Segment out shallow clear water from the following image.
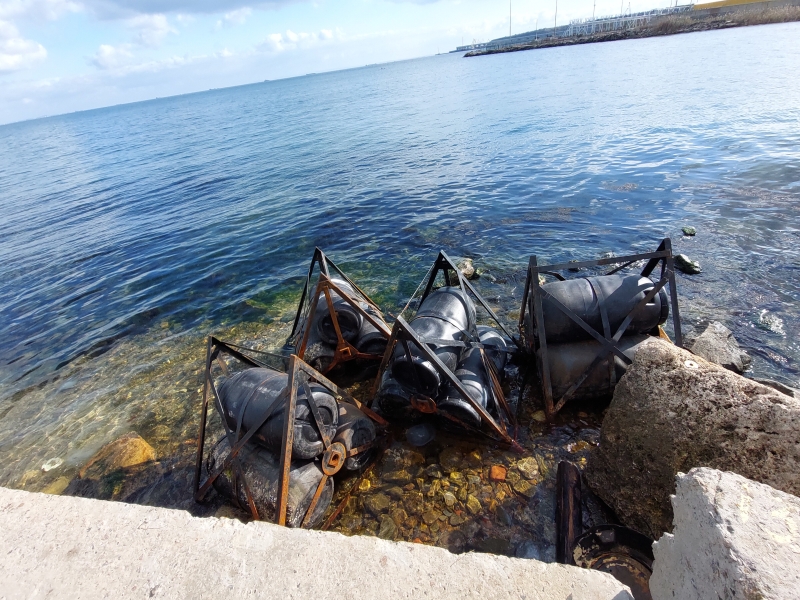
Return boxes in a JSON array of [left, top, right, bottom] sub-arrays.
[[0, 23, 798, 547]]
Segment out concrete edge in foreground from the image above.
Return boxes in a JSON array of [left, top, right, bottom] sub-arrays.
[[0, 487, 632, 599]]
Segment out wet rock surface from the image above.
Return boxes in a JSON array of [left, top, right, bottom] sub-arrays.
[[586, 338, 800, 539], [674, 254, 701, 275], [324, 394, 612, 560], [688, 320, 751, 373], [650, 468, 800, 600]]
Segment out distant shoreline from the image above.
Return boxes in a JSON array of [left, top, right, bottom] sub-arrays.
[[464, 5, 800, 57]]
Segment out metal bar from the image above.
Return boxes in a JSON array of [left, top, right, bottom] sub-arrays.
[[369, 326, 398, 402], [538, 289, 632, 364], [195, 382, 288, 501], [300, 474, 329, 529], [553, 352, 608, 414], [605, 259, 637, 276], [540, 250, 668, 273], [209, 337, 263, 369], [276, 356, 299, 526], [193, 336, 215, 495], [610, 275, 669, 342], [321, 447, 384, 531], [439, 250, 520, 347], [302, 380, 332, 449], [290, 247, 323, 338], [664, 238, 683, 347], [640, 239, 667, 278], [296, 281, 321, 359], [556, 461, 582, 565], [323, 276, 391, 336], [530, 256, 555, 419], [519, 257, 532, 336], [396, 317, 517, 448]]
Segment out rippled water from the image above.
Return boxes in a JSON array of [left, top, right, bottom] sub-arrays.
[[0, 24, 798, 544]]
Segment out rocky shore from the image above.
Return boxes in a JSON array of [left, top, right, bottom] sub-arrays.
[[464, 6, 800, 58]]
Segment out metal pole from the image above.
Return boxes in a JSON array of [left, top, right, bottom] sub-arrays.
[[554, 0, 558, 35], [510, 0, 512, 36]]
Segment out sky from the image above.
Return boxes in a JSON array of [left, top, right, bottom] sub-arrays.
[[0, 0, 677, 125]]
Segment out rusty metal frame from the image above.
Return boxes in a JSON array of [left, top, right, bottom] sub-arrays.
[[193, 336, 386, 527], [518, 238, 682, 419], [289, 247, 391, 374], [372, 317, 522, 452], [411, 250, 522, 350]]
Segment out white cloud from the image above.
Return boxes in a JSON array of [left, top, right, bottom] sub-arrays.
[[89, 12, 176, 71], [259, 27, 337, 53], [0, 0, 81, 21], [0, 19, 47, 71], [90, 42, 133, 69], [128, 13, 176, 47], [223, 7, 251, 25]]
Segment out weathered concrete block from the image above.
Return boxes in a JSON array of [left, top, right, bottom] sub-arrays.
[[688, 321, 750, 373], [585, 338, 800, 539], [0, 486, 633, 599], [650, 468, 800, 600]]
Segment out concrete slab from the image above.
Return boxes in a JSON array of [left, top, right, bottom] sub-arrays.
[[651, 468, 800, 600], [0, 487, 632, 599]]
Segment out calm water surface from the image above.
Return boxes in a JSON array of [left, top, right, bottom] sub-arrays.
[[0, 23, 798, 544]]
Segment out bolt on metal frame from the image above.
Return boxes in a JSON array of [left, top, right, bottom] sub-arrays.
[[193, 336, 387, 527], [371, 251, 523, 452], [289, 247, 392, 374], [518, 238, 683, 419]]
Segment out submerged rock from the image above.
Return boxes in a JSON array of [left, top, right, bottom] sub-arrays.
[[515, 457, 539, 479], [466, 495, 482, 514], [457, 258, 478, 280], [688, 321, 750, 373], [586, 338, 800, 539], [489, 465, 507, 482], [439, 447, 462, 472], [674, 254, 701, 274], [79, 433, 156, 479], [681, 226, 696, 236], [364, 493, 391, 516], [650, 468, 800, 600], [378, 515, 397, 540]]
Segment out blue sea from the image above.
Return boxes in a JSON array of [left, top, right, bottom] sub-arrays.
[[0, 22, 798, 493]]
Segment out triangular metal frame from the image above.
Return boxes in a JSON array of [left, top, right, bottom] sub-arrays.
[[372, 251, 522, 450], [518, 238, 683, 419], [192, 336, 387, 527], [289, 248, 391, 374]]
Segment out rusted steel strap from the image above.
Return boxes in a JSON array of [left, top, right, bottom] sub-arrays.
[[537, 289, 632, 365], [302, 380, 332, 449], [300, 474, 329, 529]]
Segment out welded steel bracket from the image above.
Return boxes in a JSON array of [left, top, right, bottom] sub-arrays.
[[289, 247, 391, 374], [192, 336, 386, 527], [518, 238, 682, 419]]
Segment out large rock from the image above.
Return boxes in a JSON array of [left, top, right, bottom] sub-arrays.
[[585, 338, 800, 539], [0, 486, 634, 599], [688, 321, 750, 373], [650, 468, 800, 600], [65, 433, 161, 501], [78, 432, 156, 479]]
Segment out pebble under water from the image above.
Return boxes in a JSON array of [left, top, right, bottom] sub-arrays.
[[0, 23, 799, 559]]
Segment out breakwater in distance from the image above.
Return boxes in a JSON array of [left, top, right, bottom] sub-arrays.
[[0, 22, 798, 555], [465, 1, 800, 57]]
